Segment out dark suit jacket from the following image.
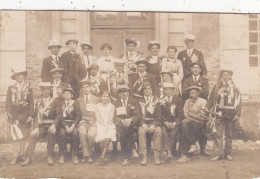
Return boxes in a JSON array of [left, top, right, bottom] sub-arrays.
[[61, 51, 80, 89], [159, 95, 184, 125], [113, 97, 141, 128], [129, 72, 158, 98], [145, 56, 163, 84], [41, 56, 68, 82], [177, 49, 207, 78], [182, 75, 209, 101]]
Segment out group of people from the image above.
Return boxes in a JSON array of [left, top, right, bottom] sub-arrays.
[[5, 34, 241, 167]]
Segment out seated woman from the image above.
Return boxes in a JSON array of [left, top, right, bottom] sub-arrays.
[[95, 91, 116, 163], [161, 46, 183, 92]]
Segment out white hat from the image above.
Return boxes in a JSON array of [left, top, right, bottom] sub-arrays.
[[48, 40, 62, 49], [162, 82, 175, 88], [184, 34, 196, 41], [39, 82, 53, 89], [11, 67, 27, 80]]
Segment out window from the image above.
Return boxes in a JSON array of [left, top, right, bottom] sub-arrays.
[[249, 14, 260, 67]]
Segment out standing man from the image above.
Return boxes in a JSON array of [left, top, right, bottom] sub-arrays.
[[41, 40, 68, 82], [113, 85, 141, 166], [75, 80, 100, 164], [129, 59, 158, 100], [206, 69, 241, 161], [177, 86, 208, 163], [21, 82, 61, 166], [74, 42, 97, 95], [61, 39, 80, 93], [138, 82, 162, 166], [177, 34, 207, 79], [145, 41, 163, 84], [182, 62, 209, 101], [159, 82, 184, 161]]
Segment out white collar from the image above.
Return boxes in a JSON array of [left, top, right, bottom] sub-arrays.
[[138, 71, 146, 77], [193, 74, 200, 80], [187, 48, 193, 51], [145, 95, 152, 102], [43, 96, 50, 102], [52, 54, 58, 59], [15, 80, 24, 87], [70, 51, 76, 55], [121, 97, 128, 104], [54, 79, 61, 85]]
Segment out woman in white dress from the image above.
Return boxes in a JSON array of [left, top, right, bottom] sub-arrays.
[[161, 46, 183, 92], [95, 91, 116, 163]]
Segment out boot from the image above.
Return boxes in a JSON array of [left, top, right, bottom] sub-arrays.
[[47, 156, 54, 166], [177, 155, 191, 163], [132, 148, 139, 158], [122, 158, 130, 166], [21, 157, 31, 167], [58, 155, 64, 164], [225, 154, 232, 161], [73, 155, 79, 165], [167, 150, 174, 159], [154, 151, 161, 165], [140, 154, 147, 166], [87, 157, 93, 164]]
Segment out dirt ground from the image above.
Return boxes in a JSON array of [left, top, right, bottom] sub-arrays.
[[0, 141, 260, 179]]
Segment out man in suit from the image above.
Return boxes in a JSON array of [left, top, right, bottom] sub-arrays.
[[182, 62, 209, 101], [57, 87, 80, 165], [74, 42, 97, 94], [129, 59, 158, 100], [138, 82, 162, 166], [113, 85, 141, 166], [41, 40, 68, 83], [75, 80, 100, 164], [177, 86, 208, 163], [50, 67, 70, 100], [159, 82, 184, 161], [61, 39, 80, 93], [145, 41, 163, 84], [177, 34, 207, 79], [21, 82, 61, 166]]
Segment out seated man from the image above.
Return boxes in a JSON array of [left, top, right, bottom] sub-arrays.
[[113, 85, 141, 166], [177, 86, 208, 163], [138, 82, 162, 166], [75, 80, 100, 164], [21, 82, 61, 166], [182, 62, 209, 101], [58, 87, 80, 165], [160, 82, 184, 161]]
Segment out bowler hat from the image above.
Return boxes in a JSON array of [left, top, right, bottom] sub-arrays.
[[185, 85, 202, 92], [11, 67, 28, 80], [80, 42, 93, 49], [39, 82, 53, 89], [65, 39, 78, 45], [48, 40, 62, 49], [135, 59, 148, 66], [117, 84, 130, 93], [50, 67, 64, 74], [184, 34, 196, 41], [62, 87, 74, 94]]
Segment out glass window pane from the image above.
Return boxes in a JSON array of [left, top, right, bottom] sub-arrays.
[[126, 12, 149, 20], [249, 20, 257, 30], [250, 45, 258, 55], [249, 57, 258, 67], [95, 12, 118, 21], [249, 33, 258, 43], [249, 14, 257, 18]]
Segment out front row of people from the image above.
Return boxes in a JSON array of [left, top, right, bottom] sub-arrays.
[[6, 67, 241, 167]]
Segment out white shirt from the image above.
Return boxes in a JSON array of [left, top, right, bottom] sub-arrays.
[[15, 80, 25, 91], [187, 48, 194, 56], [121, 97, 128, 107], [193, 74, 200, 82], [166, 96, 173, 103], [43, 96, 51, 106], [83, 55, 90, 67], [52, 54, 59, 62], [149, 55, 158, 64], [144, 95, 153, 103], [84, 94, 91, 103], [53, 79, 61, 87]]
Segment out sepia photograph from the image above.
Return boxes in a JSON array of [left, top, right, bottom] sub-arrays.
[[0, 8, 260, 179]]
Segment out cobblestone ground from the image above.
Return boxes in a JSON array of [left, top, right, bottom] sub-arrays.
[[0, 140, 260, 179]]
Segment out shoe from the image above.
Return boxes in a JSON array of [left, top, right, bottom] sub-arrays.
[[225, 154, 232, 161], [58, 155, 64, 164], [161, 151, 168, 161], [47, 156, 54, 166], [16, 155, 25, 163], [167, 150, 174, 159], [177, 155, 191, 163], [210, 155, 221, 162], [200, 150, 210, 156], [87, 157, 93, 164], [154, 151, 161, 165], [140, 154, 147, 166], [188, 144, 199, 154], [73, 155, 79, 165], [81, 157, 87, 163], [132, 149, 139, 158], [10, 157, 18, 165], [21, 157, 31, 167], [122, 159, 130, 166]]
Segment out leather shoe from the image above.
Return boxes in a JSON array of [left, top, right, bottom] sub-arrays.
[[177, 155, 191, 163], [210, 155, 221, 162], [58, 155, 64, 164], [47, 156, 54, 166], [81, 157, 87, 163], [200, 150, 210, 156], [87, 157, 93, 164], [21, 157, 31, 167], [154, 152, 161, 165], [225, 154, 232, 161], [73, 155, 79, 165], [10, 157, 18, 165], [132, 149, 139, 158], [122, 159, 130, 166], [140, 155, 147, 166], [161, 151, 168, 161]]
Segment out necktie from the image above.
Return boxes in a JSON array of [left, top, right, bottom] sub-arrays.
[[194, 76, 197, 82], [56, 56, 59, 63]]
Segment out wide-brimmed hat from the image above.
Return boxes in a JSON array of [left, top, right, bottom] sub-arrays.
[[48, 40, 62, 49], [114, 58, 126, 66], [184, 34, 196, 41], [87, 63, 99, 71], [80, 79, 92, 87], [135, 59, 148, 66], [191, 62, 203, 68], [50, 67, 64, 74], [148, 40, 160, 50], [125, 38, 137, 46], [162, 82, 176, 88], [80, 42, 93, 49], [141, 82, 152, 91], [65, 39, 78, 45], [185, 85, 202, 92], [11, 67, 27, 80], [117, 84, 130, 93], [220, 69, 233, 76], [39, 82, 53, 89], [160, 70, 173, 76], [62, 87, 74, 94]]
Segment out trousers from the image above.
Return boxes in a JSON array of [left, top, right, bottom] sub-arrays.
[[161, 124, 180, 151], [119, 125, 135, 159]]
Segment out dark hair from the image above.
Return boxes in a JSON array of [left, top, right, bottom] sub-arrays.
[[148, 43, 160, 50], [101, 91, 111, 98], [100, 43, 112, 51], [167, 46, 177, 53]]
